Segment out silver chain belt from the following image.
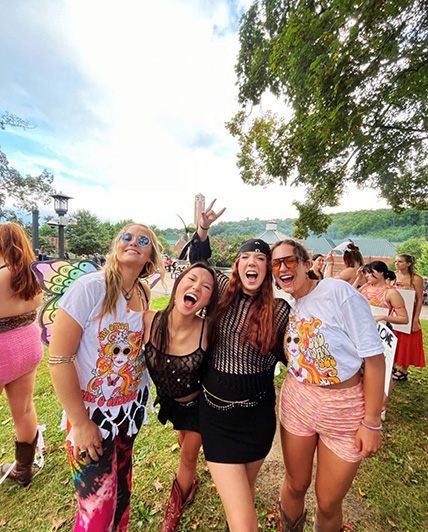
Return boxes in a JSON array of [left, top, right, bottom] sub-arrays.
[[202, 385, 262, 411]]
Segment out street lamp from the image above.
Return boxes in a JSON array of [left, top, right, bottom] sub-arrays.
[[51, 192, 73, 259]]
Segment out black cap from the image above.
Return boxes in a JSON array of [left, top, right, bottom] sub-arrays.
[[237, 238, 271, 258]]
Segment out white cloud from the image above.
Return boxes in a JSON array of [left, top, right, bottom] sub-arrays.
[[0, 0, 388, 231]]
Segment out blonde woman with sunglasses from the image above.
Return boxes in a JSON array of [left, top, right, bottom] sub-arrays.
[[271, 239, 384, 532], [49, 224, 165, 532]]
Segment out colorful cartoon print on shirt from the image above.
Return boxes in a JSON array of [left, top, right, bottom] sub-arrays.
[[285, 315, 339, 385], [85, 322, 145, 415]]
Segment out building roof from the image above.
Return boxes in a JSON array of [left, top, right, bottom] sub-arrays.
[[255, 223, 397, 259], [301, 237, 397, 258], [255, 221, 291, 245]]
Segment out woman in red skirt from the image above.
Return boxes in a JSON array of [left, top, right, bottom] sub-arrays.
[[393, 254, 425, 381]]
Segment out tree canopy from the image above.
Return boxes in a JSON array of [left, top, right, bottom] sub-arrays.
[[228, 0, 428, 237], [0, 112, 54, 220]]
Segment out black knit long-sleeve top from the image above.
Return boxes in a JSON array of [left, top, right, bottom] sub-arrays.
[[189, 233, 290, 400], [208, 272, 289, 400]]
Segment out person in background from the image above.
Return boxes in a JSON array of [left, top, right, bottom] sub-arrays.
[[325, 241, 364, 285], [0, 223, 44, 486], [392, 254, 425, 381], [357, 260, 408, 421], [308, 254, 325, 281], [357, 261, 408, 328], [272, 239, 384, 532], [385, 270, 396, 285], [189, 200, 290, 532], [143, 262, 219, 532], [49, 223, 165, 532]]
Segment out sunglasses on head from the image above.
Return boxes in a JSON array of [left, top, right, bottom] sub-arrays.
[[271, 255, 299, 272], [119, 232, 151, 248]]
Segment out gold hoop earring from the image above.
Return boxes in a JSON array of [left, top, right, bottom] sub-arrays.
[[144, 260, 155, 276]]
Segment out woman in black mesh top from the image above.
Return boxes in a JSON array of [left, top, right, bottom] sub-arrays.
[[142, 262, 219, 532], [190, 200, 290, 532]]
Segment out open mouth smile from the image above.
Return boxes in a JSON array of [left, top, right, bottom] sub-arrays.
[[245, 271, 259, 283], [183, 293, 198, 308]]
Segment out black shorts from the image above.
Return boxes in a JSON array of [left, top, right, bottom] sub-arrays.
[[155, 395, 200, 433]]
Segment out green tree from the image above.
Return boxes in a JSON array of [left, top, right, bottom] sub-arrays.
[[149, 225, 172, 256], [396, 238, 425, 260], [228, 0, 428, 237], [65, 210, 105, 256], [417, 243, 428, 275], [0, 112, 54, 218]]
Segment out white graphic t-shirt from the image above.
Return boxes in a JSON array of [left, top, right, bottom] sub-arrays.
[[59, 271, 150, 442], [285, 278, 383, 385]]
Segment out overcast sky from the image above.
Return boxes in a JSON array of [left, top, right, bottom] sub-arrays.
[[0, 0, 388, 229]]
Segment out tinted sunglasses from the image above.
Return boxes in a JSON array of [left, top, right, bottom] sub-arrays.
[[119, 232, 151, 248], [271, 255, 299, 272]]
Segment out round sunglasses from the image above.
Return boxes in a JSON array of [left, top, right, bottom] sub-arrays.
[[271, 255, 299, 272], [119, 232, 151, 248]]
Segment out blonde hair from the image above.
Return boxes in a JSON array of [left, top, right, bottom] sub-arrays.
[[100, 223, 165, 317]]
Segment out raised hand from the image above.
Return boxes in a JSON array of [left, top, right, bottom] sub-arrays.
[[199, 199, 226, 231]]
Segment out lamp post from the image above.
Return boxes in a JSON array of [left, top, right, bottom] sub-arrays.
[[51, 192, 73, 259]]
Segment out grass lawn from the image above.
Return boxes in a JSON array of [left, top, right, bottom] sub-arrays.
[[0, 304, 427, 531]]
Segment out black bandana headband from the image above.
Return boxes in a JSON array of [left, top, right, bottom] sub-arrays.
[[237, 238, 271, 258]]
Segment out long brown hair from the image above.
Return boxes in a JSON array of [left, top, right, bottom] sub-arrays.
[[0, 223, 42, 300], [152, 262, 219, 361], [101, 223, 166, 317], [211, 256, 275, 355], [397, 254, 416, 286]]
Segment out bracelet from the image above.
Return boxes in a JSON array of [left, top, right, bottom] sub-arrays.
[[325, 261, 334, 264], [199, 225, 209, 231], [361, 420, 382, 431], [48, 354, 76, 365]]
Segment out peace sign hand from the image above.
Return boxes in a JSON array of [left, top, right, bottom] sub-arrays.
[[199, 199, 226, 231]]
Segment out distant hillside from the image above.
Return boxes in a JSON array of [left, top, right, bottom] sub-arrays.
[[162, 208, 428, 242]]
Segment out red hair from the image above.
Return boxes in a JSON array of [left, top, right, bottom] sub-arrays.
[[212, 258, 275, 354], [0, 223, 41, 300]]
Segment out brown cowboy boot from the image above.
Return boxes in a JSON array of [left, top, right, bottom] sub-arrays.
[[313, 510, 353, 532], [278, 501, 307, 532], [160, 475, 197, 532], [0, 432, 38, 487]]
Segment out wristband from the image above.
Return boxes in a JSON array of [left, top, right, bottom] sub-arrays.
[[361, 420, 382, 431], [199, 225, 209, 231]]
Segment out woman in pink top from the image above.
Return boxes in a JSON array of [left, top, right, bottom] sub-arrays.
[[0, 223, 44, 486], [358, 261, 408, 327]]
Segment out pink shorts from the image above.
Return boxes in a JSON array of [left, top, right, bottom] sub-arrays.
[[0, 322, 44, 387], [279, 372, 365, 463]]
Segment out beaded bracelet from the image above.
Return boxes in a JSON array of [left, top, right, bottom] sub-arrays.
[[361, 420, 382, 431], [199, 225, 209, 231]]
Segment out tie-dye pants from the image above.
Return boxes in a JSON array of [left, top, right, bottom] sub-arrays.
[[66, 410, 144, 532]]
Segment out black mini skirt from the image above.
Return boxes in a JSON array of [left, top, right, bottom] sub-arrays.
[[199, 375, 276, 464], [155, 395, 200, 433]]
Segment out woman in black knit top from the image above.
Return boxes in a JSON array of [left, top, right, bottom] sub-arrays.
[[191, 200, 290, 532]]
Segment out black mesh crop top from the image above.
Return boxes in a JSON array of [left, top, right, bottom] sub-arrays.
[[143, 313, 207, 399]]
